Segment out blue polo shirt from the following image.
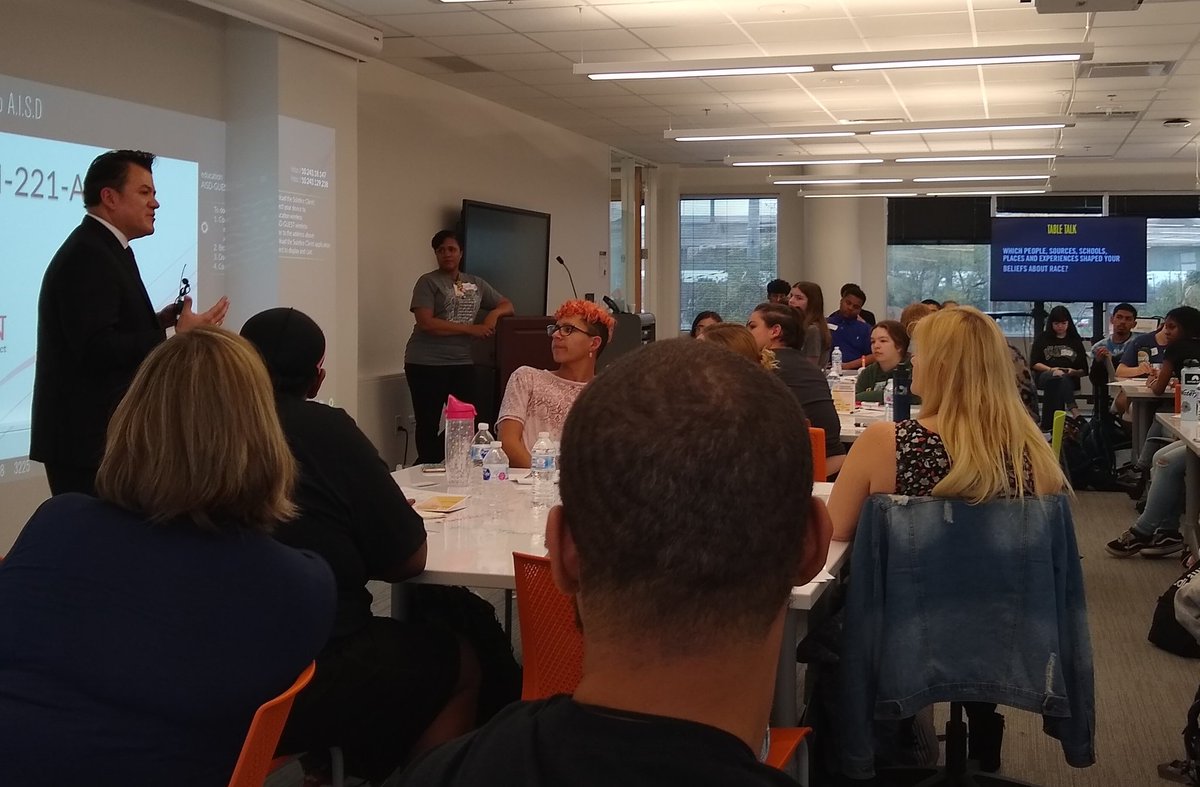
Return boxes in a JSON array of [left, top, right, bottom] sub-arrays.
[[827, 312, 872, 364]]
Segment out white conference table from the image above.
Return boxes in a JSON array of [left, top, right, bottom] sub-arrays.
[[390, 467, 849, 728], [1154, 413, 1200, 549], [1110, 379, 1173, 458]]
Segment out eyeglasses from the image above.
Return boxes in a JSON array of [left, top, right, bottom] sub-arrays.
[[546, 323, 593, 338]]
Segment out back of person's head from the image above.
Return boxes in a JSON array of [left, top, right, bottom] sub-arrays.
[[899, 302, 938, 334], [240, 307, 326, 398], [920, 298, 942, 309], [689, 310, 722, 338], [911, 307, 1065, 502], [556, 299, 617, 355], [83, 149, 155, 207], [96, 327, 297, 531], [698, 323, 776, 369], [872, 320, 910, 356], [1166, 306, 1200, 339], [753, 302, 803, 349], [558, 339, 813, 650], [841, 283, 866, 303]]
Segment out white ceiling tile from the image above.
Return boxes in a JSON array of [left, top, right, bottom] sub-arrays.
[[480, 6, 619, 32], [658, 44, 780, 60], [758, 39, 870, 56], [972, 9, 1087, 33], [379, 56, 449, 76], [980, 62, 1087, 83], [739, 18, 863, 45], [724, 1, 847, 23], [527, 28, 650, 51], [468, 51, 576, 70], [376, 11, 509, 37], [379, 37, 453, 58], [510, 68, 592, 85], [1115, 143, 1195, 158], [1093, 4, 1200, 27], [591, 1, 731, 27], [429, 71, 532, 89], [1149, 99, 1200, 115], [854, 12, 973, 38], [622, 79, 726, 96], [567, 95, 662, 109], [633, 24, 751, 48], [574, 48, 666, 62], [1092, 43, 1192, 63], [976, 30, 1091, 47], [1075, 75, 1171, 92], [883, 67, 982, 87], [1089, 24, 1200, 46], [426, 34, 547, 56], [538, 80, 638, 97]]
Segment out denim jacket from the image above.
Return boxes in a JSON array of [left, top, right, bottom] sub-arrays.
[[838, 494, 1095, 779]]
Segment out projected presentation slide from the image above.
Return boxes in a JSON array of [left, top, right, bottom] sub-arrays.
[[0, 73, 225, 482], [990, 216, 1148, 303]]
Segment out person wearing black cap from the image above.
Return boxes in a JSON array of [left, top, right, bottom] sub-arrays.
[[241, 307, 482, 784]]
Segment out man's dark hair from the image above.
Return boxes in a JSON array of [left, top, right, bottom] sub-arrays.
[[431, 229, 460, 250], [766, 278, 791, 296], [754, 302, 803, 349], [240, 307, 326, 398], [83, 150, 155, 207], [841, 283, 866, 303], [558, 339, 813, 648], [1166, 306, 1200, 339], [1113, 303, 1137, 319]]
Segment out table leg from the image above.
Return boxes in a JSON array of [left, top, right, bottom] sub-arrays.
[[504, 589, 513, 634], [1186, 450, 1200, 552], [1132, 400, 1150, 463], [773, 609, 803, 727]]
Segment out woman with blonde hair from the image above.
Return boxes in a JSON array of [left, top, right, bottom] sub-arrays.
[[826, 306, 1067, 773], [0, 327, 336, 786], [698, 323, 777, 369]]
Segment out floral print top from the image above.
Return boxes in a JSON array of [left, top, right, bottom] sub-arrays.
[[895, 419, 1033, 496]]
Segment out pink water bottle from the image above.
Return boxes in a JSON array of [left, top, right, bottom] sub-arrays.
[[444, 395, 477, 488]]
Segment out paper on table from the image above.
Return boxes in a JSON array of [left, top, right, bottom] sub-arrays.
[[414, 494, 469, 513]]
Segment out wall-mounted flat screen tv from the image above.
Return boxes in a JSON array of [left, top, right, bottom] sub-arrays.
[[989, 216, 1147, 302], [460, 200, 551, 316]]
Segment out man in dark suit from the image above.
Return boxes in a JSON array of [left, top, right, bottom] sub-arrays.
[[31, 149, 229, 495]]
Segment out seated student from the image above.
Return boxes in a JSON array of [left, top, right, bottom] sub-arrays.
[[1106, 440, 1188, 558], [749, 303, 846, 475], [855, 320, 920, 405], [789, 281, 832, 368], [240, 308, 482, 784], [1030, 305, 1089, 430], [899, 301, 938, 334], [497, 300, 615, 468], [699, 323, 778, 370], [0, 327, 336, 787], [827, 306, 1067, 772], [1117, 316, 1170, 379], [827, 284, 872, 370], [842, 282, 877, 326], [1093, 302, 1137, 371], [389, 338, 833, 787], [690, 310, 722, 337], [766, 278, 791, 304]]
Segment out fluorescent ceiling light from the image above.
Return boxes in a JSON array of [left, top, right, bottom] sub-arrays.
[[925, 190, 1048, 196], [672, 131, 855, 142], [731, 158, 884, 167], [913, 175, 1050, 183], [576, 43, 1091, 81], [803, 193, 919, 199], [871, 123, 1067, 135], [773, 178, 904, 185], [895, 154, 1057, 163]]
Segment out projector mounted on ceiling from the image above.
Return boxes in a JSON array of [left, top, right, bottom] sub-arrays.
[[1020, 0, 1142, 12]]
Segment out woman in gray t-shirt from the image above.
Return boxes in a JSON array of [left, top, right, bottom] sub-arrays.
[[405, 229, 513, 464]]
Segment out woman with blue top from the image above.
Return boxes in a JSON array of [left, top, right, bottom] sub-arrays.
[[855, 320, 920, 405], [405, 229, 514, 464]]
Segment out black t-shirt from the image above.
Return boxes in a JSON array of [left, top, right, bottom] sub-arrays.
[[389, 695, 799, 787], [1165, 338, 1200, 376], [1030, 336, 1088, 372], [772, 347, 845, 457], [272, 396, 427, 639]]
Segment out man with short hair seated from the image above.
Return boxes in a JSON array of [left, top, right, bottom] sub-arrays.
[[389, 338, 832, 787]]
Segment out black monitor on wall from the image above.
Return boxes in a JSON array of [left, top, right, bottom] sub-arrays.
[[989, 216, 1148, 302], [460, 200, 551, 316]]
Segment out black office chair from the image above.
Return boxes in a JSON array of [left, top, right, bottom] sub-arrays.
[[837, 494, 1096, 786]]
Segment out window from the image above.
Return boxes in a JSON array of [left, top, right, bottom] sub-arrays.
[[679, 197, 777, 330]]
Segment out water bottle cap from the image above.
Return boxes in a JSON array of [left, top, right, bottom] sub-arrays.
[[477, 422, 489, 430], [490, 440, 502, 447], [445, 395, 476, 419]]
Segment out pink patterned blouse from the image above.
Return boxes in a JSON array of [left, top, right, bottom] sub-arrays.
[[497, 367, 589, 453]]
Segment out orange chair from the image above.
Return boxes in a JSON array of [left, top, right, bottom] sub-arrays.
[[511, 552, 811, 776], [809, 427, 827, 483], [227, 662, 316, 787]]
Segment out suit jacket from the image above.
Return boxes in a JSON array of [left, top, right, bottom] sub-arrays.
[[31, 216, 166, 469]]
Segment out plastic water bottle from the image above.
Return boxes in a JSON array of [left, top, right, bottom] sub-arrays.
[[1181, 360, 1200, 422], [481, 440, 510, 485], [443, 395, 476, 488], [883, 378, 894, 422], [470, 422, 495, 480], [530, 432, 557, 506], [831, 346, 843, 377]]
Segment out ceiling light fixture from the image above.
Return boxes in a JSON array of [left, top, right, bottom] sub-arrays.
[[673, 131, 855, 142], [912, 175, 1051, 182], [871, 123, 1067, 135], [669, 117, 1073, 142], [802, 193, 920, 199], [895, 153, 1057, 163], [730, 158, 884, 166], [773, 177, 904, 185], [924, 190, 1048, 196], [576, 43, 1091, 81]]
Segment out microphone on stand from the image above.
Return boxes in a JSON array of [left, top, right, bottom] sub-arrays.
[[555, 255, 578, 299]]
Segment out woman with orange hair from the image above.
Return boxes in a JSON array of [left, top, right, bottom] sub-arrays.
[[497, 300, 616, 468]]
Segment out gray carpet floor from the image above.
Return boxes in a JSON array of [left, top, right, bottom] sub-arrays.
[[283, 490, 1197, 786]]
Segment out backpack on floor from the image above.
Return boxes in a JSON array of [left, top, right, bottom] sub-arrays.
[[1062, 414, 1123, 491], [1149, 564, 1200, 658]]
